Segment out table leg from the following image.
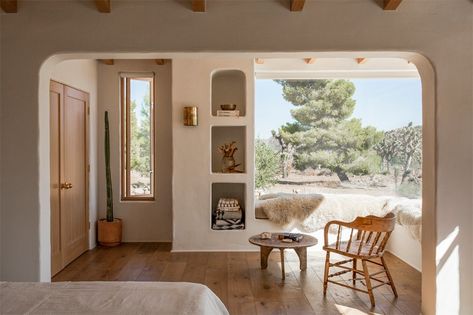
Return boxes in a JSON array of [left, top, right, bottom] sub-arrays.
[[260, 246, 273, 269], [294, 247, 307, 271], [280, 248, 285, 280]]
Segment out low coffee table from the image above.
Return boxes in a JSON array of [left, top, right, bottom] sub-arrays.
[[249, 233, 318, 280]]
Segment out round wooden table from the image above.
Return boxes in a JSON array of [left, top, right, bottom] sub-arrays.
[[249, 233, 318, 280]]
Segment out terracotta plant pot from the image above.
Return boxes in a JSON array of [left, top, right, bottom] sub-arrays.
[[98, 218, 122, 247]]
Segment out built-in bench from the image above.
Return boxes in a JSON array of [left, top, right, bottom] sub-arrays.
[[254, 193, 422, 270]]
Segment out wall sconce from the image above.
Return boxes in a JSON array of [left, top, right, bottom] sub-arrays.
[[183, 106, 198, 126]]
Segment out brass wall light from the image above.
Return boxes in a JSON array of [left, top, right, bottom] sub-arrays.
[[183, 106, 198, 126]]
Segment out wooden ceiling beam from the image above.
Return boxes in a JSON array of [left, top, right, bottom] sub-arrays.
[[290, 0, 305, 12], [355, 58, 367, 64], [383, 0, 403, 10], [304, 58, 316, 64], [99, 59, 114, 65], [95, 0, 111, 13], [1, 0, 17, 13], [192, 0, 205, 12]]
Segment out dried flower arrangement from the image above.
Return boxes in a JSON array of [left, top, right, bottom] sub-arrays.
[[218, 141, 243, 173]]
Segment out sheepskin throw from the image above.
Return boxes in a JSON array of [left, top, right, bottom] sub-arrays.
[[256, 193, 422, 242], [256, 193, 324, 226]]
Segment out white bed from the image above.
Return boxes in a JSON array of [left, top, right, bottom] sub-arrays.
[[0, 281, 229, 315]]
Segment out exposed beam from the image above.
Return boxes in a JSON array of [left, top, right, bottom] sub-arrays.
[[155, 59, 166, 65], [192, 0, 205, 12], [99, 59, 114, 65], [290, 0, 305, 12], [95, 0, 111, 13], [1, 0, 17, 13], [255, 58, 265, 65], [383, 0, 403, 10], [304, 58, 316, 65], [355, 58, 367, 64]]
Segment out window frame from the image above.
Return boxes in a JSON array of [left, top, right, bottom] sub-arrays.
[[120, 73, 156, 201]]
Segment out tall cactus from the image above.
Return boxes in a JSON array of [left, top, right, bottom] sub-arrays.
[[105, 111, 114, 222]]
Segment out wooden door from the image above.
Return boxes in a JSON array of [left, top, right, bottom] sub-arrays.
[[50, 81, 89, 276], [50, 81, 63, 276]]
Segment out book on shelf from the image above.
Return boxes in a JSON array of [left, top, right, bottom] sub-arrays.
[[217, 110, 239, 117]]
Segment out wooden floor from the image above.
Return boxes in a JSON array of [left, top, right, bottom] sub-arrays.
[[53, 243, 421, 315]]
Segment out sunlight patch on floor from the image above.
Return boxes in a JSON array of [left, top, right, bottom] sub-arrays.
[[335, 304, 380, 315]]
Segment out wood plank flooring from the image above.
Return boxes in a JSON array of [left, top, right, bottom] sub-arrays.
[[53, 243, 421, 315]]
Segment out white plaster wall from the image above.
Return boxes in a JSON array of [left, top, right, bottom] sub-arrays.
[[386, 224, 421, 271], [0, 1, 472, 314], [97, 60, 172, 242], [255, 57, 420, 79], [51, 59, 98, 249], [172, 57, 283, 251]]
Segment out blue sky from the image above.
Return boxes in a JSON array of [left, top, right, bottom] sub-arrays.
[[130, 79, 151, 123], [255, 79, 422, 139], [130, 79, 149, 105]]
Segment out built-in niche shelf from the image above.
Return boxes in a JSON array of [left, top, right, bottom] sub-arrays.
[[211, 70, 246, 117], [209, 116, 248, 127], [211, 126, 246, 174], [211, 183, 246, 231]]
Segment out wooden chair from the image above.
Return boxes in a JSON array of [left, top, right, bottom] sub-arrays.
[[322, 213, 398, 307]]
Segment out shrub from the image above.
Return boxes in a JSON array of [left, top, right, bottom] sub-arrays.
[[346, 151, 382, 175], [397, 182, 421, 199], [255, 139, 280, 189]]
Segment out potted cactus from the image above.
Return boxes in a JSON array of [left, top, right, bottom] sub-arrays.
[[97, 111, 122, 246]]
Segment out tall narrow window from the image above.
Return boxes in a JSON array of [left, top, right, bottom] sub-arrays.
[[120, 74, 155, 200]]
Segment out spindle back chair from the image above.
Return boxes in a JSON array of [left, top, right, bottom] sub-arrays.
[[322, 213, 397, 307]]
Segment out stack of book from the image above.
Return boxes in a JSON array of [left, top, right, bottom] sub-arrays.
[[279, 233, 304, 242], [212, 198, 245, 230], [216, 110, 240, 117]]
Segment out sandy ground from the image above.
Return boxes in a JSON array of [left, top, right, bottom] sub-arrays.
[[258, 173, 419, 198]]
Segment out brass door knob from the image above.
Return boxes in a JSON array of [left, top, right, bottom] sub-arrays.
[[61, 182, 73, 189]]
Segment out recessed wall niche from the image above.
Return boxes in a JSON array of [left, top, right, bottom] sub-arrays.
[[211, 70, 246, 116], [211, 126, 246, 173], [211, 183, 246, 230]]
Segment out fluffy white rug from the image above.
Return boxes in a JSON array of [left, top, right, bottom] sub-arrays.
[[256, 193, 422, 241], [257, 193, 325, 226]]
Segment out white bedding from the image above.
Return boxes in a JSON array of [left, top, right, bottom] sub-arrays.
[[0, 281, 229, 315]]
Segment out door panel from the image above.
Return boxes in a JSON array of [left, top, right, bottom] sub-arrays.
[[62, 86, 89, 266], [50, 81, 89, 275], [50, 81, 63, 276]]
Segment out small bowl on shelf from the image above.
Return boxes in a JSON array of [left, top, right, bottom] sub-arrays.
[[220, 104, 237, 111]]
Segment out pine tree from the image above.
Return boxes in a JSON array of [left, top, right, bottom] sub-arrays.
[[274, 79, 383, 181]]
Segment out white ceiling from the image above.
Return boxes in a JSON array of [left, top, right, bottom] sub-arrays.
[[255, 58, 419, 79]]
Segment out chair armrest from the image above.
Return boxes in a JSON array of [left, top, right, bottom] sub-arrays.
[[323, 219, 358, 246]]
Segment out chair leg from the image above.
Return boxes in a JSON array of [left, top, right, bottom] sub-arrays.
[[381, 256, 398, 297], [323, 251, 330, 295], [352, 258, 357, 286], [362, 259, 375, 307]]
